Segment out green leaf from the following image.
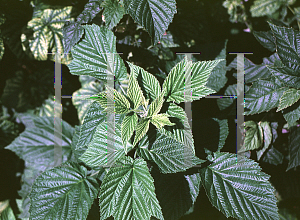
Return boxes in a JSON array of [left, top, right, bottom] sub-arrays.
[[75, 101, 105, 150], [287, 125, 300, 171], [253, 30, 276, 52], [79, 121, 133, 167], [68, 24, 127, 82], [0, 204, 16, 220], [29, 162, 99, 220], [102, 0, 125, 29], [35, 96, 55, 117], [121, 112, 138, 151], [262, 146, 284, 165], [151, 167, 201, 220], [282, 100, 300, 126], [99, 156, 164, 220], [267, 65, 300, 89], [90, 85, 131, 114], [21, 7, 73, 62], [245, 76, 288, 115], [250, 0, 286, 17], [212, 118, 229, 151], [150, 113, 175, 129], [206, 39, 228, 93], [72, 81, 105, 123], [123, 0, 177, 45], [63, 0, 103, 54], [127, 65, 145, 109], [127, 62, 161, 102], [268, 22, 300, 72], [239, 121, 263, 152], [200, 152, 279, 220], [133, 118, 151, 147], [163, 59, 221, 103], [160, 103, 195, 154], [148, 91, 164, 117], [137, 129, 205, 173], [277, 88, 300, 111], [257, 121, 273, 160], [5, 116, 73, 167]]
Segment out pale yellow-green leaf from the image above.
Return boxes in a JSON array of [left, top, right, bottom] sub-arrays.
[[151, 113, 175, 130]]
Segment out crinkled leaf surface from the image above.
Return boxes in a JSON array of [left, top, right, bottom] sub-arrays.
[[200, 152, 279, 220], [127, 62, 161, 102], [133, 118, 151, 147], [277, 88, 300, 112], [79, 121, 133, 167], [29, 162, 99, 220], [163, 59, 221, 103], [72, 81, 105, 124], [123, 0, 177, 45], [68, 24, 127, 82], [99, 156, 164, 220], [137, 129, 204, 173], [244, 76, 288, 115], [257, 121, 273, 160], [127, 64, 145, 109], [63, 0, 103, 54], [21, 7, 73, 61], [282, 100, 300, 126], [150, 113, 175, 130], [121, 112, 138, 151], [269, 22, 300, 72], [102, 0, 125, 29], [262, 146, 284, 166], [212, 118, 229, 151], [253, 30, 276, 52], [267, 65, 300, 89], [239, 121, 263, 152], [206, 39, 228, 93], [5, 116, 73, 167], [250, 0, 287, 17]]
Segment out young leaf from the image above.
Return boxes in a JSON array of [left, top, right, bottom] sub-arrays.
[[245, 76, 288, 115], [257, 121, 273, 160], [123, 0, 177, 45], [102, 0, 125, 29], [148, 91, 164, 117], [137, 129, 205, 173], [287, 125, 300, 171], [89, 86, 131, 114], [267, 65, 300, 89], [79, 121, 132, 167], [150, 113, 175, 130], [160, 103, 195, 154], [163, 59, 221, 104], [29, 162, 99, 220], [127, 62, 161, 102], [127, 66, 145, 109], [268, 22, 300, 72], [68, 24, 127, 82], [99, 156, 164, 220], [21, 7, 73, 61], [200, 152, 279, 220], [63, 0, 103, 54], [121, 112, 138, 151], [239, 121, 263, 152], [133, 118, 151, 147], [277, 88, 300, 112]]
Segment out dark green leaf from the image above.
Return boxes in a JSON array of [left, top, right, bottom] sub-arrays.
[[287, 125, 300, 171], [102, 0, 125, 29]]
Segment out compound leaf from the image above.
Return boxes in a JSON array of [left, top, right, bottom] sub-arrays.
[[133, 118, 151, 147], [29, 162, 99, 220], [277, 88, 300, 112], [121, 112, 138, 150], [200, 152, 279, 220], [99, 156, 164, 220]]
